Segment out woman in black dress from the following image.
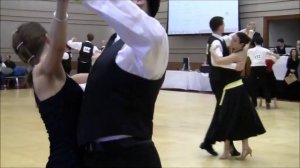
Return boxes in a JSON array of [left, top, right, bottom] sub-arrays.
[[285, 49, 299, 78], [12, 0, 85, 167], [284, 49, 299, 100], [210, 32, 266, 160]]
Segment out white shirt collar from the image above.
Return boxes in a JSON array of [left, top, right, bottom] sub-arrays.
[[114, 35, 121, 43], [212, 33, 223, 41]]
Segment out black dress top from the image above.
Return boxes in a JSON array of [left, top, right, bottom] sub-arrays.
[[276, 45, 286, 55], [286, 58, 299, 78], [34, 77, 83, 168]]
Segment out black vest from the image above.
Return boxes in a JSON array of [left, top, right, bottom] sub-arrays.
[[77, 34, 165, 145], [65, 51, 72, 62], [78, 42, 94, 63], [207, 36, 239, 82]]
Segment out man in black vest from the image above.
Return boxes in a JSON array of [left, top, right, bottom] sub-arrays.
[[276, 38, 287, 56], [246, 21, 261, 48], [200, 16, 247, 157], [4, 55, 16, 70], [62, 45, 72, 74], [67, 33, 100, 73], [78, 0, 168, 167]]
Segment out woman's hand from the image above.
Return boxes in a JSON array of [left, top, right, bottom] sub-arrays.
[[210, 45, 247, 65], [235, 61, 245, 71]]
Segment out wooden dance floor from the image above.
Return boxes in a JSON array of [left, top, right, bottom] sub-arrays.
[[1, 89, 299, 167]]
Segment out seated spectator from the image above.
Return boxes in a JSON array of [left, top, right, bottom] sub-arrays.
[[276, 38, 287, 56], [0, 55, 6, 87], [285, 49, 300, 100], [4, 55, 16, 69], [297, 40, 300, 54], [297, 40, 300, 81], [0, 55, 6, 70], [286, 49, 299, 78]]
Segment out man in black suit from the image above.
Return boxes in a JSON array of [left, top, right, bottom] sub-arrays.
[[246, 21, 261, 48], [276, 38, 287, 56], [4, 55, 16, 70]]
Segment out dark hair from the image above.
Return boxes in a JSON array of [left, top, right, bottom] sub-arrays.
[[12, 22, 47, 86], [147, 0, 161, 17], [87, 33, 94, 41], [241, 56, 252, 77], [236, 32, 251, 47], [209, 16, 224, 32], [253, 35, 264, 45], [277, 38, 284, 43], [290, 49, 299, 60]]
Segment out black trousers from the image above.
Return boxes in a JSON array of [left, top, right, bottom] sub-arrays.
[[82, 139, 161, 168], [250, 66, 271, 107], [62, 60, 72, 74], [203, 79, 224, 145], [77, 62, 91, 74], [202, 79, 239, 148]]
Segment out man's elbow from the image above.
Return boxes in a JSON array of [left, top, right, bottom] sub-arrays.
[[150, 24, 167, 44], [66, 41, 72, 47], [214, 59, 222, 65]]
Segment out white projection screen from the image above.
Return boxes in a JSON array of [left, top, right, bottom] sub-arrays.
[[168, 0, 239, 35]]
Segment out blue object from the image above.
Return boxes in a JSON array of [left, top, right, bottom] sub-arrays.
[[13, 66, 27, 76]]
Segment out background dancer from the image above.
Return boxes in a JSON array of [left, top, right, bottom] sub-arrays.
[[67, 33, 100, 73]]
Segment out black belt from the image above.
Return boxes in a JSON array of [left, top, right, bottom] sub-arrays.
[[83, 137, 152, 152]]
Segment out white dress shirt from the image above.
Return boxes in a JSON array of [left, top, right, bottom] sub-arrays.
[[207, 33, 237, 69], [248, 45, 272, 67], [67, 40, 100, 55], [62, 52, 72, 60], [83, 0, 169, 80]]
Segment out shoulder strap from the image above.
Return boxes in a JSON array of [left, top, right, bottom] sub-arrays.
[[104, 34, 117, 49]]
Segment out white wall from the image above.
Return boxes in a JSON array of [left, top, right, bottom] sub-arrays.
[[269, 19, 300, 47], [160, 0, 300, 63], [1, 0, 299, 64], [0, 0, 113, 61]]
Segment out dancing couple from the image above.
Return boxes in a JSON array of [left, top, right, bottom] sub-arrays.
[[12, 0, 167, 167], [200, 16, 266, 160]]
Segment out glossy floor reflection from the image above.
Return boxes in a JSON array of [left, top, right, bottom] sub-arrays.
[[1, 89, 299, 167]]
